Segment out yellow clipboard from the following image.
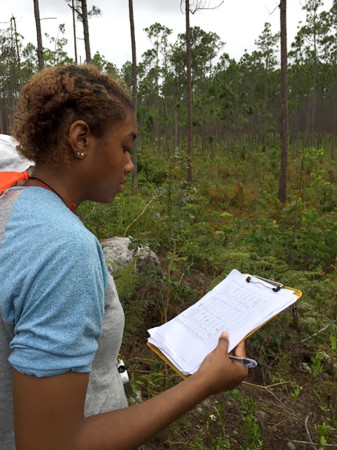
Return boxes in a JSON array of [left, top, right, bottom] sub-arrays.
[[147, 341, 188, 379], [147, 274, 302, 379]]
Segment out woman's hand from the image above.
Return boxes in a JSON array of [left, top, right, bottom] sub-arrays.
[[193, 331, 248, 396]]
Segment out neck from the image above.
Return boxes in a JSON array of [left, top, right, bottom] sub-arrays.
[[26, 167, 81, 211]]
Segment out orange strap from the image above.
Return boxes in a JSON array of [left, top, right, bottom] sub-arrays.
[[0, 171, 29, 195]]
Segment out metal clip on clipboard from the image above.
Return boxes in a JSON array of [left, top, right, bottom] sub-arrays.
[[246, 275, 284, 292]]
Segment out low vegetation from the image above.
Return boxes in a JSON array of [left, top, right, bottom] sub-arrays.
[[78, 140, 337, 449]]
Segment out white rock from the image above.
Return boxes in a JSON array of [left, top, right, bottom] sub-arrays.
[[299, 362, 312, 374], [101, 237, 160, 275]]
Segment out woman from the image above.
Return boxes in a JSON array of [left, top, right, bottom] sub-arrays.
[[0, 64, 247, 450]]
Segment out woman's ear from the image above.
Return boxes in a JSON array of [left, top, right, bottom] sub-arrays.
[[67, 120, 91, 157]]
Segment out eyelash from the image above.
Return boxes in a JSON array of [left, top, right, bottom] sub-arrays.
[[123, 146, 131, 153]]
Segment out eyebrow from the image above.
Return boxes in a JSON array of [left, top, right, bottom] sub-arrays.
[[129, 132, 137, 141]]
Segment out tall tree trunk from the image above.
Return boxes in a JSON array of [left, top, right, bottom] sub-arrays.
[[72, 0, 78, 64], [332, 76, 337, 159], [262, 57, 269, 153], [185, 0, 193, 183], [129, 0, 138, 194], [311, 32, 318, 145], [81, 0, 91, 63], [33, 0, 44, 70], [278, 0, 288, 203], [12, 16, 23, 87], [0, 102, 6, 134]]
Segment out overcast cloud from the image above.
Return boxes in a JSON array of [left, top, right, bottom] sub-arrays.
[[0, 0, 333, 68]]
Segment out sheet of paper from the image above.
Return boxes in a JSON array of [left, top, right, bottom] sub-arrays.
[[148, 269, 299, 375]]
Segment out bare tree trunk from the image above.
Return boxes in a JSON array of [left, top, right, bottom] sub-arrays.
[[174, 110, 178, 151], [71, 0, 78, 64], [180, 0, 224, 181], [278, 0, 288, 203], [0, 101, 6, 134], [81, 0, 91, 63], [185, 0, 193, 183], [262, 56, 269, 153], [332, 76, 337, 159], [12, 16, 23, 87], [311, 35, 317, 146], [129, 0, 138, 194], [33, 0, 44, 70]]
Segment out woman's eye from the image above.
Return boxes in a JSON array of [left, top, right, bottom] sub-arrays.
[[123, 147, 131, 153]]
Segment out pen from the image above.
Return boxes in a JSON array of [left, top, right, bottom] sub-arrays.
[[228, 355, 258, 369]]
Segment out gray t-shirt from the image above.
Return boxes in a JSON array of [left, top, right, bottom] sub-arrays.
[[0, 187, 127, 449]]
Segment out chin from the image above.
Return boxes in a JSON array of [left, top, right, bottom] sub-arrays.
[[90, 191, 117, 204], [102, 193, 117, 203]]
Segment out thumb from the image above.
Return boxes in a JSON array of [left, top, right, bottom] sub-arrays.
[[217, 331, 230, 354]]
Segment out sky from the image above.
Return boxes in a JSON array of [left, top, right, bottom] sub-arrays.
[[0, 0, 333, 69]]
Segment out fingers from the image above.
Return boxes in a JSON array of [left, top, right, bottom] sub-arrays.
[[217, 331, 229, 353], [218, 331, 246, 359], [220, 330, 229, 342], [197, 332, 248, 395], [233, 339, 246, 358], [217, 332, 246, 359]]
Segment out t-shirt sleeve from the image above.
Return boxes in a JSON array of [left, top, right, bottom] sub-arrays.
[[8, 232, 108, 377]]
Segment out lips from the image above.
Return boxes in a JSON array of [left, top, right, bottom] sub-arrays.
[[119, 178, 127, 192]]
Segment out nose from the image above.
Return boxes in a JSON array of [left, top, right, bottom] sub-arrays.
[[125, 151, 134, 173]]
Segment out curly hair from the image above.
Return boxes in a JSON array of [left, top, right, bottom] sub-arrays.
[[11, 64, 134, 166]]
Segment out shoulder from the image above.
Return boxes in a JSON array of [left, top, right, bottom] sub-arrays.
[[0, 188, 108, 313], [9, 187, 104, 263]]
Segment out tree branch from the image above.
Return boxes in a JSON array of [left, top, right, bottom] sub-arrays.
[[242, 381, 285, 404], [305, 415, 317, 450], [180, 0, 224, 15], [301, 320, 337, 343], [277, 438, 336, 448], [124, 195, 158, 236], [270, 3, 280, 15], [190, 0, 224, 14]]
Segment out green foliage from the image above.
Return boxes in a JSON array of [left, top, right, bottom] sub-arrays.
[[240, 414, 263, 450], [43, 24, 74, 66], [210, 434, 231, 449], [91, 51, 119, 78], [317, 422, 332, 450], [330, 330, 337, 355], [311, 351, 324, 377], [291, 385, 304, 400], [80, 137, 337, 449], [114, 259, 140, 301], [188, 437, 206, 449]]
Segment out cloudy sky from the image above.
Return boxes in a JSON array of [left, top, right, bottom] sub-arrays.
[[0, 0, 333, 68]]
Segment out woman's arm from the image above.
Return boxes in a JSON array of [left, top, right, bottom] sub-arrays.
[[13, 332, 247, 450]]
